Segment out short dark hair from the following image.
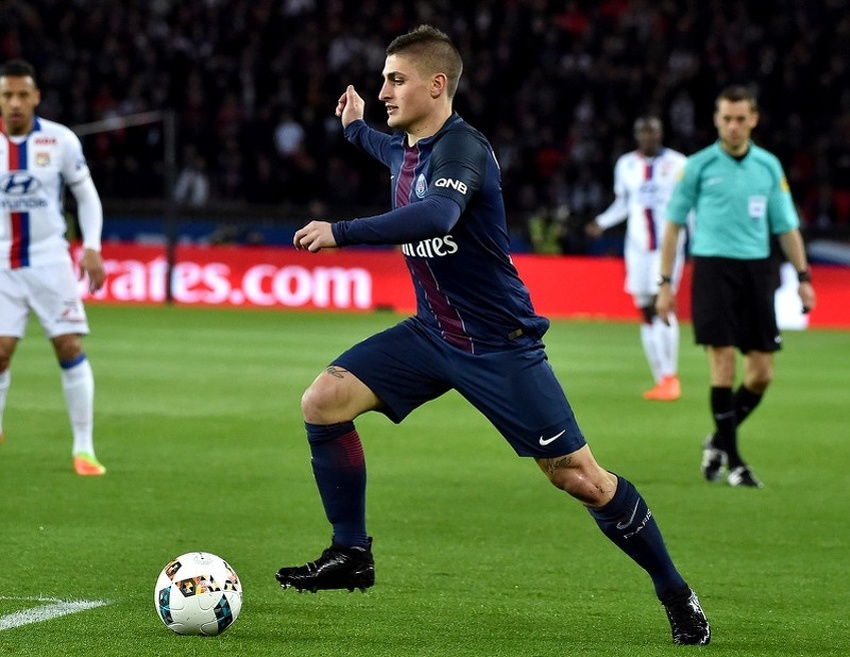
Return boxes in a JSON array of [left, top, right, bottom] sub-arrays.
[[0, 59, 37, 83], [634, 116, 662, 133], [716, 85, 758, 112], [386, 25, 463, 98]]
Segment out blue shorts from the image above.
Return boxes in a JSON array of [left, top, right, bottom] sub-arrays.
[[332, 317, 586, 458]]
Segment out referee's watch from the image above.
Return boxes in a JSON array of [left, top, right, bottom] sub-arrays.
[[656, 274, 672, 286]]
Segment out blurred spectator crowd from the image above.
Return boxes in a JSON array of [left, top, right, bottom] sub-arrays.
[[3, 0, 850, 250]]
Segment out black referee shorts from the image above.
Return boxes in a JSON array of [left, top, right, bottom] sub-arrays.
[[691, 256, 781, 353]]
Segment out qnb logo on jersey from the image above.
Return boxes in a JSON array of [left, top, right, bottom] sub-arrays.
[[433, 177, 468, 195], [0, 172, 42, 195], [401, 235, 459, 258]]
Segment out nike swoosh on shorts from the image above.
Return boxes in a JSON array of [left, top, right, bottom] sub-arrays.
[[539, 429, 566, 446]]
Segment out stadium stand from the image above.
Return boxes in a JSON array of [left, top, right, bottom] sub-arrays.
[[2, 0, 849, 249]]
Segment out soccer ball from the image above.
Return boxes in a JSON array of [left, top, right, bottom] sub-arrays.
[[154, 552, 242, 636]]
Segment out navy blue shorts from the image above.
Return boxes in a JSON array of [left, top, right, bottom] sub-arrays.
[[332, 317, 586, 458]]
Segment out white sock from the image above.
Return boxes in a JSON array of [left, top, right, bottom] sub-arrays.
[[640, 323, 663, 383], [61, 356, 95, 456], [0, 369, 9, 435], [653, 314, 680, 379]]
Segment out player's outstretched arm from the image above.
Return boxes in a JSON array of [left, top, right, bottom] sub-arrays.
[[293, 221, 338, 253], [335, 85, 365, 128]]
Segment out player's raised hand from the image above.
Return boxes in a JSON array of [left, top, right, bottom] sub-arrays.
[[293, 221, 338, 253], [335, 85, 364, 128]]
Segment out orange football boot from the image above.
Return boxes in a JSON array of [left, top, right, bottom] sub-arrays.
[[643, 375, 681, 401], [74, 453, 106, 475]]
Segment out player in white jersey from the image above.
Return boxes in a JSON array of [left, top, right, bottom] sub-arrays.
[[0, 59, 106, 475], [587, 117, 687, 401]]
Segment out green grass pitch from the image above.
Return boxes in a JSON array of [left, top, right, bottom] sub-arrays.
[[0, 304, 847, 656]]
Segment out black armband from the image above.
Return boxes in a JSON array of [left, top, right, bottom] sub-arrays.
[[797, 269, 812, 284]]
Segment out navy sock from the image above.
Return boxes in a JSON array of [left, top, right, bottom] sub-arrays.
[[306, 421, 369, 549], [588, 475, 687, 600], [733, 384, 763, 427], [711, 386, 742, 468]]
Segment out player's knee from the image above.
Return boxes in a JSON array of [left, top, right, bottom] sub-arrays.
[[747, 368, 773, 393], [744, 354, 774, 393], [51, 334, 83, 363], [301, 377, 348, 425], [300, 384, 328, 424]]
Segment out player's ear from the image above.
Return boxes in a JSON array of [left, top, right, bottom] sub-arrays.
[[430, 73, 447, 99]]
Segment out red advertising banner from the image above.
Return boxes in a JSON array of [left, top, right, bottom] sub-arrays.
[[77, 243, 850, 328], [79, 244, 413, 311]]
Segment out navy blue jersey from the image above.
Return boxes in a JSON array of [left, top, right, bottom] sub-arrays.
[[334, 114, 549, 353]]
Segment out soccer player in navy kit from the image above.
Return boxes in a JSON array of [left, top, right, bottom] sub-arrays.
[[277, 25, 709, 645]]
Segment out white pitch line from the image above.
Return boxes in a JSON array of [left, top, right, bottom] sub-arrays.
[[0, 596, 58, 602], [0, 597, 109, 632]]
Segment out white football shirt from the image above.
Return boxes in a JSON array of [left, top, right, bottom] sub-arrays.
[[595, 147, 687, 252], [0, 116, 98, 270]]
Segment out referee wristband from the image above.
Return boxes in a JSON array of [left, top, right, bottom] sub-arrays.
[[797, 269, 812, 284]]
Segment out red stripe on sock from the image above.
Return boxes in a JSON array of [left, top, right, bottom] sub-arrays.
[[336, 430, 365, 468]]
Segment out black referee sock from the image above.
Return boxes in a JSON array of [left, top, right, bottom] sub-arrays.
[[733, 384, 764, 427], [710, 386, 743, 469]]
